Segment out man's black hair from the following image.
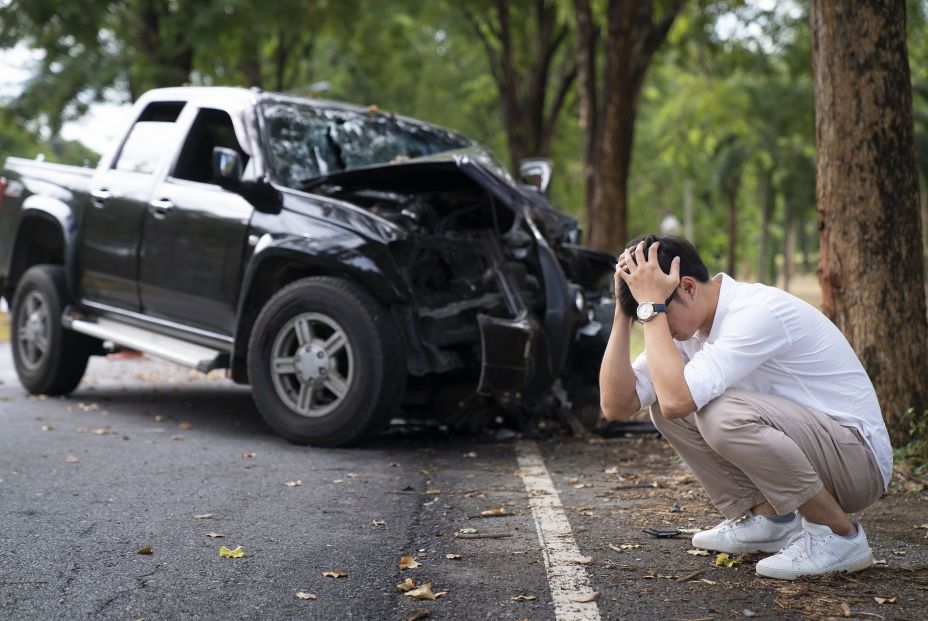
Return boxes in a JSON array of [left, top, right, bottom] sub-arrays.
[[617, 234, 710, 318]]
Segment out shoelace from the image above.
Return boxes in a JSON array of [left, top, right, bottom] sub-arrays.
[[777, 530, 813, 561], [718, 513, 752, 531]]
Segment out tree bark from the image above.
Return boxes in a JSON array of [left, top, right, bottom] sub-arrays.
[[574, 0, 685, 251], [812, 0, 928, 445]]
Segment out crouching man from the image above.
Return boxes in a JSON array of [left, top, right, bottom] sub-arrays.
[[600, 234, 892, 580]]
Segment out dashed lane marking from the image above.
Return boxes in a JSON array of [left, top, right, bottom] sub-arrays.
[[515, 439, 601, 621]]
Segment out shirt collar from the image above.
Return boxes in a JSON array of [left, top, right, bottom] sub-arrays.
[[705, 273, 735, 342]]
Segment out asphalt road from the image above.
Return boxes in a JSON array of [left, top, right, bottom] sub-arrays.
[[4, 344, 927, 621], [0, 344, 575, 620]]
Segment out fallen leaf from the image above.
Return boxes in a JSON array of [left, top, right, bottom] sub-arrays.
[[715, 552, 742, 567], [370, 520, 386, 526], [194, 513, 214, 519], [571, 591, 599, 603], [295, 592, 317, 600], [285, 480, 303, 487], [322, 570, 347, 578], [511, 595, 537, 601], [873, 559, 888, 565], [40, 424, 54, 431], [136, 546, 153, 555], [65, 455, 79, 463], [892, 549, 907, 556], [399, 555, 421, 569], [206, 532, 224, 538], [407, 609, 429, 621], [742, 610, 756, 617], [698, 578, 717, 585], [445, 554, 462, 560], [179, 422, 192, 429], [333, 479, 344, 484], [242, 451, 256, 458], [479, 508, 513, 517], [396, 578, 417, 592], [404, 582, 446, 600], [219, 546, 245, 558], [620, 543, 640, 550], [873, 596, 896, 605], [459, 528, 478, 535], [604, 466, 619, 474], [840, 602, 851, 617], [569, 556, 593, 565], [687, 549, 710, 556], [346, 472, 360, 478]]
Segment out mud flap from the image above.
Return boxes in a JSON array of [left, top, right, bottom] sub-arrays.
[[475, 311, 537, 394]]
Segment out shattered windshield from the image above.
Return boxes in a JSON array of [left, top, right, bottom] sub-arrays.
[[260, 100, 476, 189]]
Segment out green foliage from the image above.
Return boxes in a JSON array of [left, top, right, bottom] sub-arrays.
[[896, 408, 928, 473]]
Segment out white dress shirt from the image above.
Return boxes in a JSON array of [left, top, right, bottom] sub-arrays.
[[632, 273, 893, 487]]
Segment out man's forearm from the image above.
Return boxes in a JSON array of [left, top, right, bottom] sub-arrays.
[[598, 311, 640, 420], [643, 315, 696, 418]]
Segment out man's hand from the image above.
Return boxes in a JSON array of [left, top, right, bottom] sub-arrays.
[[617, 241, 680, 304]]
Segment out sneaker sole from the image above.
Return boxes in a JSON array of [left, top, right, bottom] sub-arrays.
[[755, 551, 874, 580], [692, 535, 796, 554]]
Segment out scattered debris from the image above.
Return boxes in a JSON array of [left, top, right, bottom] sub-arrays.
[[285, 480, 303, 487], [396, 578, 417, 592], [404, 583, 447, 600], [454, 532, 511, 540], [569, 556, 593, 565], [193, 513, 214, 519], [178, 421, 192, 429], [371, 520, 386, 526], [715, 552, 742, 567], [459, 528, 478, 535], [570, 591, 599, 603], [206, 532, 224, 538], [399, 555, 421, 570], [322, 570, 347, 578], [407, 609, 429, 621], [468, 508, 514, 519], [873, 596, 896, 605], [511, 595, 537, 601], [445, 554, 462, 560], [242, 451, 256, 458], [219, 546, 245, 558], [136, 547, 153, 555], [687, 549, 710, 556], [65, 455, 79, 463], [642, 527, 682, 538], [295, 592, 317, 600]]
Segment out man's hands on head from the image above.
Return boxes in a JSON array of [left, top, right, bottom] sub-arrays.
[[616, 241, 680, 307]]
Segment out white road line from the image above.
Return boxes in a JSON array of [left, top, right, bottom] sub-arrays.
[[515, 439, 601, 621]]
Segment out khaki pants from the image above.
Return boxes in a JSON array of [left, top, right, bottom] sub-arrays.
[[651, 390, 884, 519]]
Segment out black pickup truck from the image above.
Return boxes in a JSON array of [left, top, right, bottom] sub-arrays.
[[0, 86, 616, 445]]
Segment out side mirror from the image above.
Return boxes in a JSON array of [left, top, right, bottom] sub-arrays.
[[519, 158, 553, 196], [212, 147, 243, 189]]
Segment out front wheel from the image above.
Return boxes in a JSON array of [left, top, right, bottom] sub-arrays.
[[247, 276, 406, 446], [11, 265, 95, 395]]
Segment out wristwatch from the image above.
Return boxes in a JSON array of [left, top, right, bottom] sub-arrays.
[[636, 301, 667, 323]]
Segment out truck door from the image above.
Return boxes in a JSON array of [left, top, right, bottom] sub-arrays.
[[79, 101, 186, 311], [138, 107, 254, 335]]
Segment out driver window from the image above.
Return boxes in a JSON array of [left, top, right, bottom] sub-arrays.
[[173, 108, 249, 184]]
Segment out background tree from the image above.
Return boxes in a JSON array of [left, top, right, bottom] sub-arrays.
[[573, 0, 686, 251], [811, 0, 928, 445]]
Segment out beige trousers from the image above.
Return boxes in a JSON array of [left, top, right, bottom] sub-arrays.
[[651, 390, 884, 519]]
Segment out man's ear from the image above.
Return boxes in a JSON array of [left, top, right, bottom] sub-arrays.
[[680, 276, 697, 299]]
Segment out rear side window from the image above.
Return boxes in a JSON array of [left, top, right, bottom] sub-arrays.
[[113, 101, 185, 174]]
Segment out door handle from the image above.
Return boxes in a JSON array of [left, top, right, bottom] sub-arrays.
[[90, 188, 111, 208], [149, 198, 175, 217]]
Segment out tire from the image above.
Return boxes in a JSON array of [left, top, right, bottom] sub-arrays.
[[247, 276, 406, 446], [11, 265, 94, 395]]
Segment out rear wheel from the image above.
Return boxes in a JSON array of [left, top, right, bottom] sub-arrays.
[[11, 265, 94, 395], [247, 276, 406, 446]]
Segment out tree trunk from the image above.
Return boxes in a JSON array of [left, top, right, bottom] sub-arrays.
[[812, 0, 928, 445], [575, 0, 685, 251], [757, 169, 774, 283]]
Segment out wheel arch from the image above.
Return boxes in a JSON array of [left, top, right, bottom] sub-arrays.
[[6, 206, 71, 302]]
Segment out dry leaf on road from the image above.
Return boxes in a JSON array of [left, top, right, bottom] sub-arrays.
[[569, 556, 593, 565], [65, 455, 79, 463], [40, 425, 54, 431], [219, 546, 245, 558], [136, 546, 153, 555], [242, 451, 256, 458], [478, 508, 513, 517], [714, 553, 742, 567], [295, 592, 317, 600], [571, 592, 599, 603], [206, 532, 224, 538], [193, 513, 214, 519], [687, 549, 710, 556], [511, 595, 537, 601], [407, 609, 429, 621], [399, 555, 421, 569], [396, 578, 417, 592], [873, 596, 897, 605], [285, 480, 303, 487], [322, 570, 347, 578], [445, 554, 462, 560], [404, 583, 447, 600]]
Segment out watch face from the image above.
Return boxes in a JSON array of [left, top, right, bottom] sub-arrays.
[[636, 302, 654, 321]]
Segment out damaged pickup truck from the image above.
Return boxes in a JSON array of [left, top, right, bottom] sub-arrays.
[[0, 87, 617, 445]]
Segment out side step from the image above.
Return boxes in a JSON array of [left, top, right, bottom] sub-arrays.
[[63, 315, 229, 373]]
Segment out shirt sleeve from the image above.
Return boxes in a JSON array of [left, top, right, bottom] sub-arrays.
[[684, 306, 792, 410], [631, 351, 657, 410]]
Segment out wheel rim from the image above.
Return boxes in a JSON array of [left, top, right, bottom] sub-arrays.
[[269, 312, 354, 419], [16, 290, 51, 371]]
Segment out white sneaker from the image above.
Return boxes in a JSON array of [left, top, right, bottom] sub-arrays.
[[755, 518, 873, 580], [692, 511, 802, 553]]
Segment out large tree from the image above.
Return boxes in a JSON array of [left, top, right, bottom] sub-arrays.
[[811, 0, 928, 445], [573, 0, 686, 251]]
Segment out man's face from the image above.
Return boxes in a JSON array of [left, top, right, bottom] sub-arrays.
[[664, 280, 704, 341]]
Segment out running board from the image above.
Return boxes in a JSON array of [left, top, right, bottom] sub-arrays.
[[63, 315, 229, 373]]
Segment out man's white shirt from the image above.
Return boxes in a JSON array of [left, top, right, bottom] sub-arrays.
[[632, 273, 893, 487]]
